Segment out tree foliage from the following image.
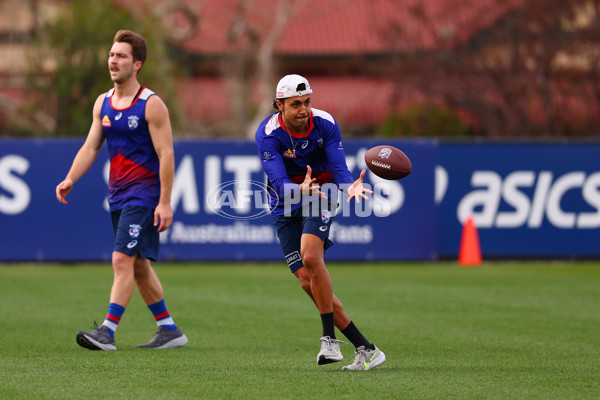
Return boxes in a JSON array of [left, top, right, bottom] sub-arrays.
[[382, 0, 600, 137], [26, 0, 180, 137], [378, 105, 468, 138]]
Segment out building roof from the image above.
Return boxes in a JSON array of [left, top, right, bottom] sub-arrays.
[[178, 76, 439, 128], [3, 0, 545, 135], [164, 0, 529, 132], [172, 0, 525, 55]]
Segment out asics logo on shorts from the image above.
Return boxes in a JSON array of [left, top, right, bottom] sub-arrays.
[[127, 240, 138, 249]]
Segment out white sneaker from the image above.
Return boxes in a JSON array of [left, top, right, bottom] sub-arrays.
[[317, 336, 347, 365], [342, 345, 386, 370]]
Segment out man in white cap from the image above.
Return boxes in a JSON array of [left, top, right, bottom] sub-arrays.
[[255, 74, 386, 370]]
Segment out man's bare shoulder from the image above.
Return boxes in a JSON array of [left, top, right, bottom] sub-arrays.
[[144, 91, 170, 128], [92, 92, 109, 116]]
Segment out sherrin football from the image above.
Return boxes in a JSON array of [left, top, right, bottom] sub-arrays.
[[364, 145, 412, 180]]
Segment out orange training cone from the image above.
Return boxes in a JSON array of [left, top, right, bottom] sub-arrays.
[[458, 216, 482, 267]]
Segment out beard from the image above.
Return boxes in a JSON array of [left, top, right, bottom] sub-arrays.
[[110, 68, 134, 84]]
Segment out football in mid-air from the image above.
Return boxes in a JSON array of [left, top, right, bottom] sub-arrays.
[[364, 145, 412, 180]]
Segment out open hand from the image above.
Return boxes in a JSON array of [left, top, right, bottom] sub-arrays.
[[299, 165, 327, 199], [347, 169, 373, 203]]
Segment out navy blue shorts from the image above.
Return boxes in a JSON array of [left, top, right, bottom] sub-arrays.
[[111, 205, 159, 261], [272, 203, 336, 273]]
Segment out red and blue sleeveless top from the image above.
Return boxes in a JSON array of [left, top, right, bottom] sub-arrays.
[[100, 87, 160, 211]]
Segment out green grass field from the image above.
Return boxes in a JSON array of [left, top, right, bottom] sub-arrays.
[[0, 262, 598, 399]]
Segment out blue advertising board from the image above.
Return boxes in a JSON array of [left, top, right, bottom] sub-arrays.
[[0, 139, 436, 262], [437, 143, 600, 258], [0, 140, 114, 261], [2, 139, 598, 261]]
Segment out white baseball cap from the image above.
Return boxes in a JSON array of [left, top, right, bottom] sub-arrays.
[[275, 74, 313, 99]]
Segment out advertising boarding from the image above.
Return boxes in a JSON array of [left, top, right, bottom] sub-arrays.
[[0, 139, 436, 262], [2, 139, 598, 261], [437, 143, 600, 258]]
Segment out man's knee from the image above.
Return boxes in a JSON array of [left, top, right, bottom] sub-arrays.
[[300, 251, 322, 271], [112, 252, 135, 274]]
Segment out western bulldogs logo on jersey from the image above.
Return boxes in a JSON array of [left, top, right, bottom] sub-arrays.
[[128, 115, 139, 130]]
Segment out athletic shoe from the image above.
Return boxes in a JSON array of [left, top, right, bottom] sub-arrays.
[[76, 321, 116, 351], [317, 336, 347, 365], [137, 326, 188, 349], [342, 345, 386, 370]]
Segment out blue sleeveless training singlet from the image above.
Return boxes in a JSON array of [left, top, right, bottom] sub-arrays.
[[100, 87, 160, 211]]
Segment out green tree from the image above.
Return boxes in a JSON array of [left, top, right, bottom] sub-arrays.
[[378, 105, 468, 137], [26, 0, 180, 137]]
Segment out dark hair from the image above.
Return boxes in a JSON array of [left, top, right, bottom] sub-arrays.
[[272, 99, 281, 110], [114, 30, 147, 71]]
